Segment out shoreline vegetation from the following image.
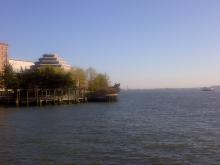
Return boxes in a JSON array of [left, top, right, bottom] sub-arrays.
[[0, 64, 120, 106]]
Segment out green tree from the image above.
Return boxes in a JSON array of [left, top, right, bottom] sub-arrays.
[[19, 66, 75, 89], [70, 68, 87, 89], [89, 73, 109, 91], [1, 64, 20, 89]]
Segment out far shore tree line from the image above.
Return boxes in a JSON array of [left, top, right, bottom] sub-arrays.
[[0, 64, 120, 94]]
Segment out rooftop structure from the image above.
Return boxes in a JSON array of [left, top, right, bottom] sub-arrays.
[[33, 53, 71, 70], [9, 59, 34, 72], [0, 43, 9, 74]]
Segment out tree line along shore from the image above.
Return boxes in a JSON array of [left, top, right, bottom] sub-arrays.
[[0, 64, 120, 106]]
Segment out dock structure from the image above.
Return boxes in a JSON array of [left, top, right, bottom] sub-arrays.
[[0, 88, 87, 106], [87, 93, 118, 102], [106, 94, 118, 102]]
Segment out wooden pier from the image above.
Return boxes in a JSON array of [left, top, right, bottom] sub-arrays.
[[0, 88, 87, 106]]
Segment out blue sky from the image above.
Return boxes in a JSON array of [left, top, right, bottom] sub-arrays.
[[0, 0, 220, 89]]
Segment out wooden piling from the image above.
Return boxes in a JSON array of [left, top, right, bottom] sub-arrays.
[[26, 90, 29, 106], [16, 89, 19, 106], [53, 89, 56, 104]]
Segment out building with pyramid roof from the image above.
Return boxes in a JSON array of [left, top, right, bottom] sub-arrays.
[[33, 53, 71, 70]]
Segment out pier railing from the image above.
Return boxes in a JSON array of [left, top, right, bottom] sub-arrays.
[[0, 88, 87, 106]]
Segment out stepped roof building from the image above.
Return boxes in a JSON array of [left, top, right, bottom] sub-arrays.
[[33, 53, 71, 70]]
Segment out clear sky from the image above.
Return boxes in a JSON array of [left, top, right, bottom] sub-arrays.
[[0, 0, 220, 89]]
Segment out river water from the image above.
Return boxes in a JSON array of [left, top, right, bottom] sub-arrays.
[[0, 89, 220, 164]]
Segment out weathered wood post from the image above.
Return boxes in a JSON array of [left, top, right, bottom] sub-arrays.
[[39, 89, 42, 106], [61, 89, 63, 104], [36, 88, 39, 106], [26, 89, 29, 106], [53, 89, 56, 104], [76, 89, 78, 103], [68, 88, 70, 104], [45, 89, 47, 105], [84, 89, 87, 102], [74, 89, 77, 103], [73, 89, 76, 103], [16, 89, 20, 106]]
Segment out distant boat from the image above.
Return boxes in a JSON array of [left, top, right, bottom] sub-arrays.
[[201, 87, 213, 91], [209, 86, 220, 91]]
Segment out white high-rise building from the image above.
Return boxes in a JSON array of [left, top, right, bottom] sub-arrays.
[[9, 59, 34, 72]]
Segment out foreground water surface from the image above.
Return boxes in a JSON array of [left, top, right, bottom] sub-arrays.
[[0, 89, 220, 164]]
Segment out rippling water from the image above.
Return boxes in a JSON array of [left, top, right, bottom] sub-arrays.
[[0, 89, 220, 164]]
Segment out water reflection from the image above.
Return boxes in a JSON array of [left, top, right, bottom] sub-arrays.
[[0, 108, 12, 165]]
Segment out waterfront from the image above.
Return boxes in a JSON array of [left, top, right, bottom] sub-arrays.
[[0, 89, 220, 164]]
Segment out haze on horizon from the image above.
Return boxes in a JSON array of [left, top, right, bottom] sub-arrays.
[[0, 0, 220, 89]]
